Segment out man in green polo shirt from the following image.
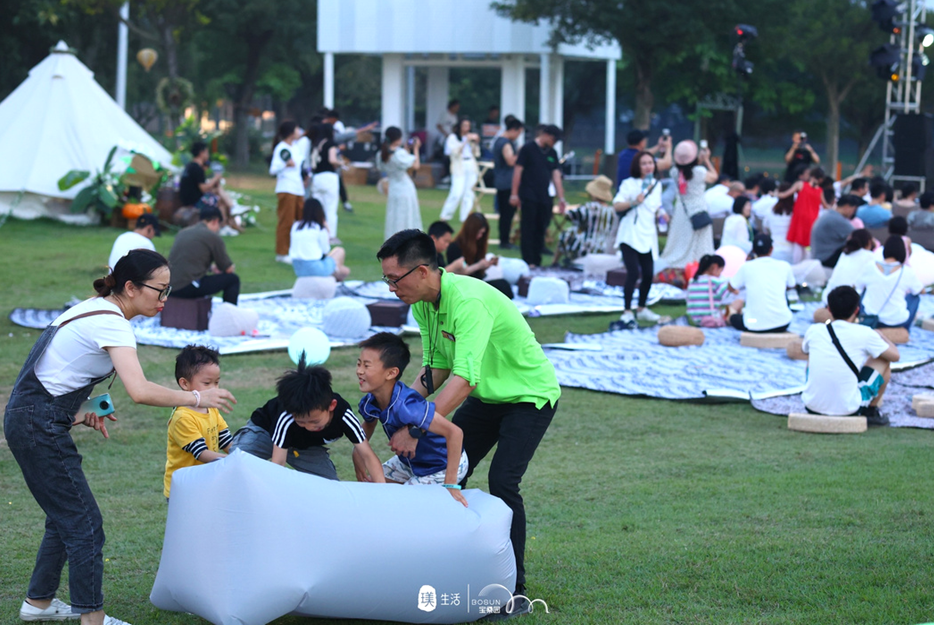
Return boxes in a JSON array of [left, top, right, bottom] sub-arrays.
[[377, 229, 559, 617]]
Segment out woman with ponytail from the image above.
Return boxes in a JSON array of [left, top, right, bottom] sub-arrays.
[[686, 254, 738, 326], [378, 126, 422, 239], [269, 120, 305, 263], [4, 249, 236, 625], [821, 228, 876, 305]]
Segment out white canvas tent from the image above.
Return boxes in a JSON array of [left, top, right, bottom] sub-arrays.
[[0, 41, 173, 223]]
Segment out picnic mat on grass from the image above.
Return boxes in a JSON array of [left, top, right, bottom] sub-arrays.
[[547, 296, 934, 429], [9, 286, 402, 355], [8, 279, 685, 354]]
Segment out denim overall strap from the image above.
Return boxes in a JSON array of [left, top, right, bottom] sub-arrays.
[[3, 309, 123, 614]]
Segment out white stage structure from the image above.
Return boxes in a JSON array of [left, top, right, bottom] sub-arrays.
[[317, 0, 622, 154]]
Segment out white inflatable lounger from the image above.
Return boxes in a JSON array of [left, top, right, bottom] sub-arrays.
[[150, 450, 516, 624]]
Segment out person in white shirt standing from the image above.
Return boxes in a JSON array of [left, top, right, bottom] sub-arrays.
[[728, 233, 797, 333], [107, 213, 159, 270], [802, 285, 899, 425], [269, 121, 305, 264]]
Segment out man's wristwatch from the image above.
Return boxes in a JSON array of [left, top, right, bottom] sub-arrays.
[[408, 425, 425, 438]]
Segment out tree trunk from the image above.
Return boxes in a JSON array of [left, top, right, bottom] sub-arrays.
[[233, 32, 274, 167], [822, 74, 858, 181], [158, 18, 181, 136], [633, 63, 654, 131], [826, 97, 840, 180]]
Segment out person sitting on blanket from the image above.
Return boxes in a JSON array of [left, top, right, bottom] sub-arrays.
[[551, 175, 616, 268], [857, 236, 924, 332], [686, 254, 741, 327], [801, 285, 899, 426], [727, 233, 796, 333]]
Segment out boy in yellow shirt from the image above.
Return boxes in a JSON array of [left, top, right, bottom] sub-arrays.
[[164, 345, 232, 498]]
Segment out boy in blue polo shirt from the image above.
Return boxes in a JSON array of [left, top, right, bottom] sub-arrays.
[[354, 332, 468, 507]]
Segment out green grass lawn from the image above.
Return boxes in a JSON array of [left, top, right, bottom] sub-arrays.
[[2, 175, 933, 625]]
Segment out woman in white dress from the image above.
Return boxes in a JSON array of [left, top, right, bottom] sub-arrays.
[[439, 118, 480, 222], [378, 126, 422, 239], [659, 140, 718, 270]]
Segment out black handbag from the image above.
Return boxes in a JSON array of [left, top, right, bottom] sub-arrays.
[[689, 210, 712, 231], [679, 196, 712, 230]]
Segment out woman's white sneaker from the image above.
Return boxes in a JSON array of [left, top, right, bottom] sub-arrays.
[[19, 598, 78, 621]]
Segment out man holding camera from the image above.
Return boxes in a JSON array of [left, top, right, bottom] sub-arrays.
[[784, 131, 821, 182]]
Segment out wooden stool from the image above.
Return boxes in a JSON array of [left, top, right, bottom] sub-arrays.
[[786, 337, 808, 361], [913, 394, 934, 418], [658, 326, 704, 347], [366, 300, 410, 327], [740, 331, 800, 349], [787, 413, 867, 434], [606, 268, 627, 288], [161, 296, 212, 331], [877, 327, 909, 344]]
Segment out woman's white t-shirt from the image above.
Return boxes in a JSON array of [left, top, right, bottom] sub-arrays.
[[269, 140, 305, 196], [289, 222, 331, 261], [721, 214, 753, 254], [822, 248, 874, 304], [614, 176, 661, 258], [855, 263, 924, 326], [35, 298, 136, 397]]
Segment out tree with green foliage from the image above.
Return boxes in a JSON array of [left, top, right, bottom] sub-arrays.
[[493, 0, 741, 131], [196, 0, 311, 166], [771, 0, 885, 175]]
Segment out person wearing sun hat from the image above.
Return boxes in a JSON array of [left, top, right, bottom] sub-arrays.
[[658, 139, 719, 272], [552, 174, 616, 267]]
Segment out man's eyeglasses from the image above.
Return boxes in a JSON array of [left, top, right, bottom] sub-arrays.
[[381, 264, 427, 287], [140, 283, 172, 301]]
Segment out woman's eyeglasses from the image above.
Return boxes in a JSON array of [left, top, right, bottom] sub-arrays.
[[140, 283, 172, 300]]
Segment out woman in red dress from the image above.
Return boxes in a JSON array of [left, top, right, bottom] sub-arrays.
[[781, 165, 826, 263]]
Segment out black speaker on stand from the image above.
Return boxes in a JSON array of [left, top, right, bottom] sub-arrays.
[[892, 113, 934, 186]]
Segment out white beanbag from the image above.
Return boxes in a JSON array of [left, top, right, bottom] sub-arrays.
[[151, 451, 515, 624], [321, 296, 372, 339], [207, 303, 259, 337], [525, 277, 570, 305], [293, 276, 337, 300], [499, 258, 531, 285], [572, 253, 621, 274]]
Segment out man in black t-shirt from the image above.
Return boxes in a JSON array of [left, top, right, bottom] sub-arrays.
[[783, 131, 820, 182], [510, 124, 567, 267], [179, 141, 241, 233], [229, 363, 385, 480]]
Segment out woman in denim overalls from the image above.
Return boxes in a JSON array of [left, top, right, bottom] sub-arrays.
[[4, 250, 235, 625]]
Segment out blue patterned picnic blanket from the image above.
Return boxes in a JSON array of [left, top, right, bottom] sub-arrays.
[[546, 296, 934, 403]]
